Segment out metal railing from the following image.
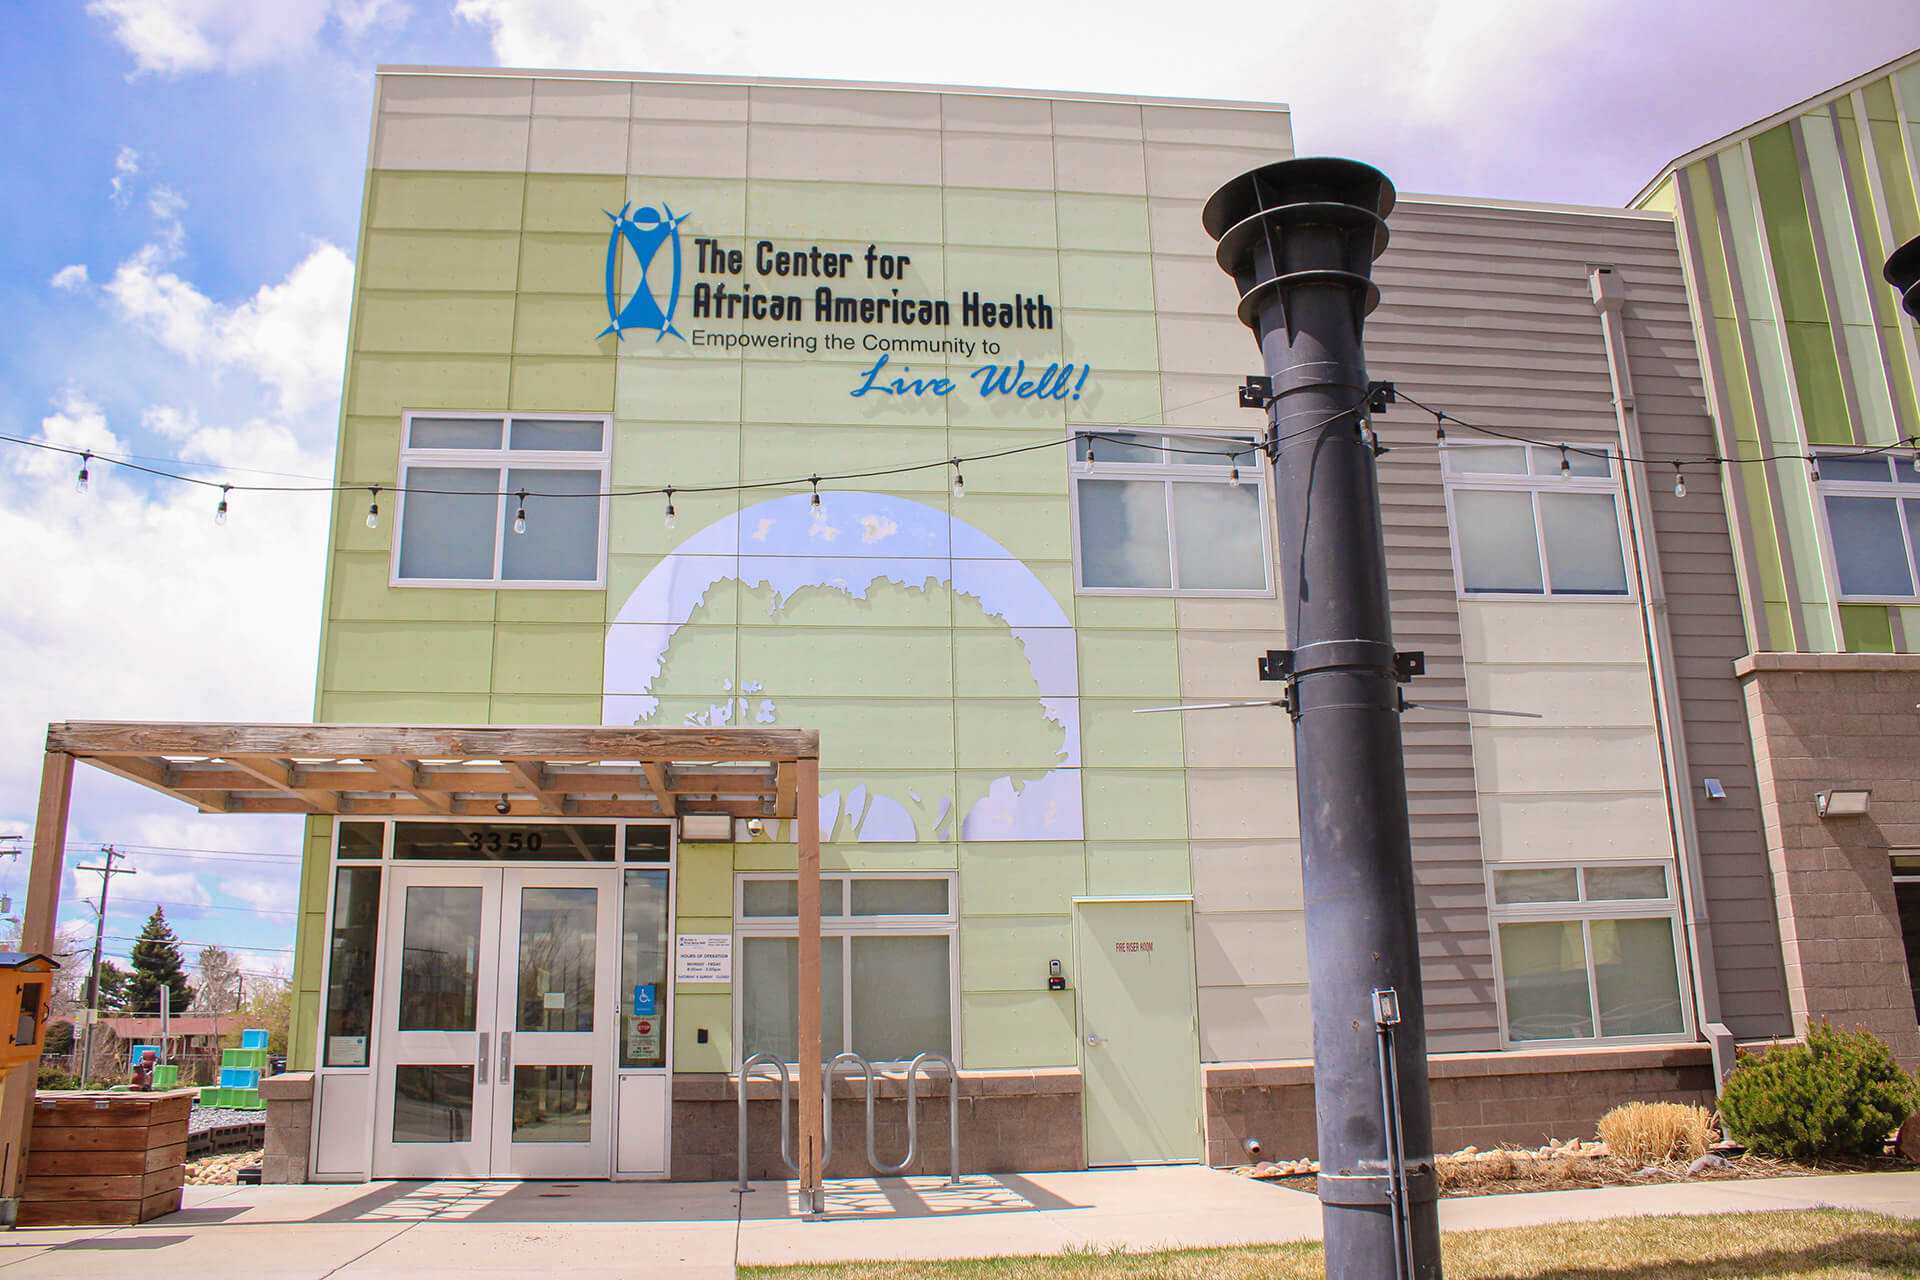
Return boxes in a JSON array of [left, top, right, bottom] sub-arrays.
[[734, 1050, 961, 1195]]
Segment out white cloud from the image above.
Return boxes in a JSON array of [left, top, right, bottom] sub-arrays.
[[50, 265, 90, 292], [111, 146, 141, 207], [108, 239, 353, 420], [859, 514, 897, 544], [87, 0, 402, 74]]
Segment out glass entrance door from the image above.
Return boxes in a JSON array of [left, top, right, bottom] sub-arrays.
[[372, 866, 618, 1179]]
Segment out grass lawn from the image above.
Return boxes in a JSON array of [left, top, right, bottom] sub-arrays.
[[739, 1210, 1920, 1279]]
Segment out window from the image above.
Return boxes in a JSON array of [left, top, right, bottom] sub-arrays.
[[1812, 453, 1920, 600], [1070, 430, 1271, 594], [1488, 863, 1689, 1045], [393, 412, 610, 588], [735, 874, 955, 1064], [1444, 444, 1630, 597]]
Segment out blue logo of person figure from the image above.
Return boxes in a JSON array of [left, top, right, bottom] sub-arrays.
[[601, 201, 690, 342]]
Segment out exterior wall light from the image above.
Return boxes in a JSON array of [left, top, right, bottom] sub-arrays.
[[678, 813, 733, 842], [1815, 789, 1871, 818]]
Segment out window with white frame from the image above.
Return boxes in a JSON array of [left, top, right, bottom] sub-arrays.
[[1489, 863, 1689, 1045], [734, 874, 955, 1064], [393, 413, 611, 587], [1070, 430, 1271, 594], [1444, 444, 1630, 597], [1812, 452, 1920, 600]]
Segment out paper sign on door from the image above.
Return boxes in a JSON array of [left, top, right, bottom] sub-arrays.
[[628, 1015, 661, 1060]]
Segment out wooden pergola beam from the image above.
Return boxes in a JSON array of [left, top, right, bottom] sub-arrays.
[[47, 721, 815, 764], [642, 762, 677, 816], [363, 755, 453, 814], [222, 755, 343, 814], [502, 760, 566, 815]]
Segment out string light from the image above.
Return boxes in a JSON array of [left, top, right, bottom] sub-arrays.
[[1085, 436, 1096, 463], [513, 490, 528, 535], [1910, 436, 1919, 476], [950, 460, 965, 499], [1672, 462, 1686, 499], [1433, 412, 1446, 444], [1809, 457, 1821, 483], [75, 452, 90, 494], [809, 476, 825, 523], [1230, 461, 1242, 487], [1559, 444, 1572, 478], [663, 486, 676, 529], [214, 485, 230, 526], [365, 486, 380, 530]]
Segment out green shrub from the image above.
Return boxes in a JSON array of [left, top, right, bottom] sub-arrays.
[[35, 1065, 79, 1091], [1717, 1023, 1916, 1160]]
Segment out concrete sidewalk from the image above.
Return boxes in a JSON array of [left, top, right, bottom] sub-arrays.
[[0, 1167, 1914, 1277]]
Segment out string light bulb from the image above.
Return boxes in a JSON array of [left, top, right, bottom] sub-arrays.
[[365, 486, 380, 530], [663, 486, 676, 529], [950, 460, 965, 499], [513, 490, 528, 535], [1230, 463, 1242, 487], [215, 485, 230, 526], [1910, 437, 1919, 476], [1086, 437, 1096, 463], [1809, 457, 1821, 483], [1434, 413, 1447, 444], [1672, 462, 1686, 499], [809, 476, 825, 523], [1559, 445, 1572, 478], [75, 452, 90, 494]]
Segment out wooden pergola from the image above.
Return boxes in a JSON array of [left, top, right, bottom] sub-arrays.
[[1, 722, 826, 1204]]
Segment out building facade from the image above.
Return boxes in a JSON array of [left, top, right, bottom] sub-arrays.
[[284, 64, 1819, 1184], [1635, 50, 1920, 1064]]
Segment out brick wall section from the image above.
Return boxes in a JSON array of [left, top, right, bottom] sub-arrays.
[[1202, 1046, 1715, 1166], [671, 1068, 1081, 1182], [1736, 654, 1920, 1066]]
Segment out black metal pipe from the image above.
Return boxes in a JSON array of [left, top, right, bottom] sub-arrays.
[[1887, 234, 1920, 324], [1203, 158, 1441, 1280]]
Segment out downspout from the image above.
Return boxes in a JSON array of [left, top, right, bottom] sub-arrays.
[[1588, 265, 1736, 1087]]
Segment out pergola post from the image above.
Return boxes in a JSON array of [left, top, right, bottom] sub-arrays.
[[0, 752, 75, 1204], [795, 756, 823, 1213]]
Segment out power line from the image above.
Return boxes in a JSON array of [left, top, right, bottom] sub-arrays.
[[103, 895, 296, 919]]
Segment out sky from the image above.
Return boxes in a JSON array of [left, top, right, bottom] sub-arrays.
[[2, 1, 1918, 993]]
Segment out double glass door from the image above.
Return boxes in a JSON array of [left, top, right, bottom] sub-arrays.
[[372, 866, 618, 1178]]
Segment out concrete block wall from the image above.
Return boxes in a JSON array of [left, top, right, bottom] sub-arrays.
[[261, 1072, 315, 1185]]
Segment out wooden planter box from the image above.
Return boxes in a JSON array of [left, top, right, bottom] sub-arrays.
[[19, 1090, 196, 1227]]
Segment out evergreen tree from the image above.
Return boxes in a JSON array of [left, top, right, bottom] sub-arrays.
[[80, 959, 129, 1010], [126, 908, 194, 1014]]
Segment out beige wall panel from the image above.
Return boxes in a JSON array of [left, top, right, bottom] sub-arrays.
[[1178, 628, 1284, 696], [750, 85, 941, 129], [1053, 137, 1147, 195], [533, 78, 631, 117], [1195, 909, 1307, 988], [382, 75, 531, 115], [1473, 725, 1666, 793], [942, 94, 1052, 134], [1465, 663, 1657, 729], [1191, 840, 1304, 913], [747, 124, 942, 184], [1198, 984, 1312, 1062], [1173, 597, 1287, 635], [943, 132, 1053, 190], [1145, 143, 1283, 200], [1145, 198, 1214, 259], [628, 120, 748, 179], [630, 81, 749, 121], [1051, 100, 1142, 139], [1186, 767, 1299, 841], [1150, 257, 1237, 316], [1477, 791, 1674, 863], [528, 116, 629, 174], [373, 113, 530, 172], [1182, 705, 1293, 768], [1142, 106, 1291, 150], [1154, 313, 1255, 376], [1458, 600, 1647, 664]]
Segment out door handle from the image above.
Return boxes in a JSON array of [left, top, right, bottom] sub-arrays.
[[499, 1031, 511, 1083], [1086, 1032, 1104, 1047], [477, 1032, 489, 1085]]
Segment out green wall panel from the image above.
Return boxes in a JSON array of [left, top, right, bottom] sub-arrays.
[[522, 173, 625, 233], [1839, 603, 1895, 653], [676, 845, 733, 917], [516, 232, 606, 296], [329, 551, 497, 622], [1084, 840, 1192, 896], [490, 621, 604, 695], [323, 620, 495, 692], [367, 171, 525, 231], [962, 915, 1072, 990], [514, 294, 621, 358], [1785, 323, 1852, 443], [960, 991, 1075, 1068], [509, 355, 616, 412], [362, 229, 520, 293], [349, 354, 511, 416], [354, 291, 516, 355], [945, 189, 1057, 248], [959, 842, 1086, 915], [673, 992, 732, 1072], [487, 693, 601, 723], [1079, 697, 1183, 768], [1080, 768, 1188, 841], [1054, 193, 1151, 252], [1749, 126, 1830, 324]]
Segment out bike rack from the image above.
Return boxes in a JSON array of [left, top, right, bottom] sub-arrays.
[[735, 1049, 963, 1195]]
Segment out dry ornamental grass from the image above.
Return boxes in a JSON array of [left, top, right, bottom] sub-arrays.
[[1598, 1101, 1714, 1165]]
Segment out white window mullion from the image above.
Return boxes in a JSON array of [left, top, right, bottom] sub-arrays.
[[1532, 489, 1555, 594]]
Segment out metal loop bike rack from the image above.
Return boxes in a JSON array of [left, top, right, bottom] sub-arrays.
[[735, 1049, 963, 1193]]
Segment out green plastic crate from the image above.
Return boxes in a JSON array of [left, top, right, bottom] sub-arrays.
[[222, 1048, 269, 1071], [152, 1064, 179, 1089]]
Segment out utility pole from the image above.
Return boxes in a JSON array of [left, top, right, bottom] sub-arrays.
[[1204, 160, 1441, 1279], [76, 847, 135, 1085]]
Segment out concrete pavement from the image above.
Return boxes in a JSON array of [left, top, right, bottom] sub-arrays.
[[0, 1167, 1913, 1277]]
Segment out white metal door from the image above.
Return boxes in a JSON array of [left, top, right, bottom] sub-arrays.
[[372, 867, 502, 1179], [491, 867, 619, 1178]]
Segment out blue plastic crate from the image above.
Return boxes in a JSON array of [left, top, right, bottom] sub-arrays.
[[240, 1029, 269, 1051], [219, 1066, 261, 1089]]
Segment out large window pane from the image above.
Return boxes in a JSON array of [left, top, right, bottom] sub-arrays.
[[740, 936, 843, 1062], [392, 1065, 473, 1143], [516, 887, 595, 1033], [1498, 922, 1594, 1041], [1592, 918, 1685, 1037], [1540, 492, 1628, 594], [1078, 479, 1172, 589], [1444, 445, 1529, 476], [1075, 431, 1162, 462], [1818, 455, 1893, 482], [1169, 435, 1257, 466], [1454, 489, 1543, 593], [1492, 868, 1579, 905], [510, 419, 604, 451], [1827, 495, 1914, 596], [337, 821, 383, 859], [742, 879, 843, 917], [849, 879, 948, 916], [1559, 448, 1613, 478], [397, 467, 498, 580], [392, 822, 616, 861], [1583, 865, 1668, 900], [324, 866, 380, 1067], [851, 936, 950, 1062], [502, 467, 601, 582], [512, 1065, 592, 1143], [622, 869, 669, 1068], [409, 417, 502, 450], [397, 886, 481, 1032], [1171, 482, 1266, 589]]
